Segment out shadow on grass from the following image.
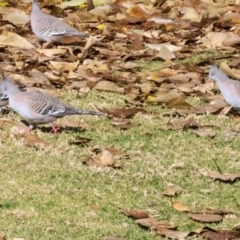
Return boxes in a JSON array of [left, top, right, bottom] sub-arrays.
[[21, 120, 87, 134]]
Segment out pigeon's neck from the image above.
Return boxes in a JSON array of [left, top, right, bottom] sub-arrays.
[[8, 83, 22, 96], [211, 69, 229, 83], [31, 0, 41, 14], [11, 87, 21, 94]]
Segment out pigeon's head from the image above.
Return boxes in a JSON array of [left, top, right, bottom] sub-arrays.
[[1, 74, 20, 96], [208, 63, 228, 83], [208, 64, 219, 81]]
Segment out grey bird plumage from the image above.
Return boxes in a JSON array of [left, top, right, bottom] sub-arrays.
[[1, 75, 104, 133], [209, 63, 240, 112], [0, 87, 8, 109], [31, 0, 89, 42]]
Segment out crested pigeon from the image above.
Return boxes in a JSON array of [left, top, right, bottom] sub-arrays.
[[208, 63, 240, 112], [31, 0, 89, 42], [1, 76, 104, 134]]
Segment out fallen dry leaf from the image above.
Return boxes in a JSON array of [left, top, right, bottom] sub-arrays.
[[147, 68, 177, 82], [94, 81, 124, 93], [207, 171, 240, 182], [162, 187, 179, 197], [97, 107, 140, 118], [157, 227, 190, 239], [188, 213, 223, 223], [136, 218, 176, 229], [36, 48, 67, 58], [166, 118, 201, 130], [23, 133, 51, 149], [104, 147, 122, 156], [0, 7, 29, 25], [0, 118, 14, 128], [146, 43, 181, 52], [173, 202, 190, 212], [191, 208, 232, 216], [147, 90, 182, 104], [0, 31, 34, 49], [68, 136, 93, 146], [199, 32, 240, 48], [219, 62, 240, 80], [83, 148, 123, 168], [166, 97, 195, 109], [49, 60, 79, 72], [122, 209, 149, 219], [110, 119, 132, 130], [10, 122, 27, 136], [191, 129, 216, 138], [84, 59, 109, 74], [135, 83, 152, 94], [197, 226, 240, 240]]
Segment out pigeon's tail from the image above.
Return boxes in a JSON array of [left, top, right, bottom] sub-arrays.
[[76, 32, 89, 38], [76, 109, 105, 116], [63, 106, 105, 116], [208, 64, 229, 83]]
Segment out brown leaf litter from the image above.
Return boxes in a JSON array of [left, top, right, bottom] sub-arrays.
[[83, 147, 125, 168]]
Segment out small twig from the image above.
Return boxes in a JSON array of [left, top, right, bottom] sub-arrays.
[[212, 158, 222, 174]]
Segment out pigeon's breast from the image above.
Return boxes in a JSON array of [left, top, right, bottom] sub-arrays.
[[218, 81, 240, 108], [9, 93, 42, 122]]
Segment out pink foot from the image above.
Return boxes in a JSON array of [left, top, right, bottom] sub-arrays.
[[51, 124, 60, 134], [26, 125, 33, 133]]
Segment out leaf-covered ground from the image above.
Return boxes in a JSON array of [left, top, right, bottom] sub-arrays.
[[1, 0, 240, 239]]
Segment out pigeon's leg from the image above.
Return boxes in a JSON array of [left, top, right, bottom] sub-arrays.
[[51, 123, 60, 134], [27, 125, 34, 133]]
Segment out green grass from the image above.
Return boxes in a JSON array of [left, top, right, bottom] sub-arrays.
[[137, 50, 237, 71], [1, 88, 240, 239]]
